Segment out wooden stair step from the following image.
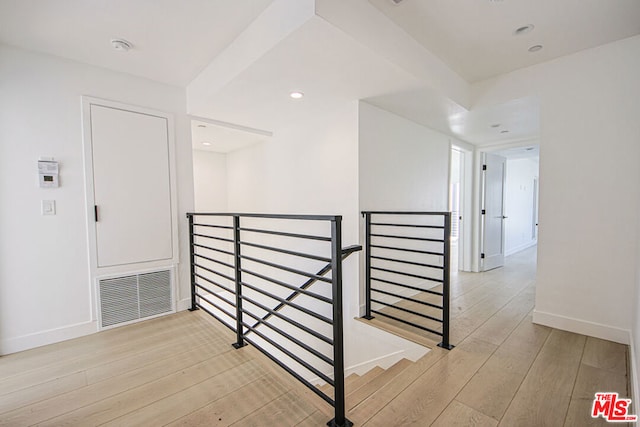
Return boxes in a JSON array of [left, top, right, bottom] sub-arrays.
[[345, 366, 384, 393], [347, 358, 413, 411], [344, 373, 361, 389]]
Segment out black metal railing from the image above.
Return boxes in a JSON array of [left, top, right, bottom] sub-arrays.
[[361, 211, 453, 350], [187, 213, 360, 427]]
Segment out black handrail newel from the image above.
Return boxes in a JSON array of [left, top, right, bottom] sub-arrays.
[[361, 211, 454, 350], [187, 213, 359, 427]]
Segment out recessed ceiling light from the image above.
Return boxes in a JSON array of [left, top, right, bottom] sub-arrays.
[[490, 123, 501, 128], [111, 38, 132, 52], [528, 44, 543, 53], [514, 25, 534, 36], [290, 91, 304, 99], [197, 124, 206, 128], [201, 142, 212, 146], [501, 130, 510, 134]]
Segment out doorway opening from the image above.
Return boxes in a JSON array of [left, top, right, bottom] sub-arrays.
[[479, 144, 540, 271]]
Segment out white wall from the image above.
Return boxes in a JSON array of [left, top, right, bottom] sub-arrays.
[[0, 45, 194, 354], [358, 102, 450, 212], [473, 35, 640, 344], [504, 157, 539, 256], [192, 150, 228, 212]]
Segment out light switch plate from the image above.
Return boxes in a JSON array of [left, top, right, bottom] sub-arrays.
[[42, 200, 56, 215]]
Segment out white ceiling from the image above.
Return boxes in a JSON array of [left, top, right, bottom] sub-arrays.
[[0, 0, 273, 86], [191, 119, 270, 153], [2, 0, 639, 149], [368, 0, 640, 82]]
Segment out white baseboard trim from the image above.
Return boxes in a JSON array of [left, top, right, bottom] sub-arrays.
[[532, 310, 629, 344], [505, 240, 537, 257], [628, 331, 639, 415], [0, 320, 98, 355], [177, 298, 192, 312]]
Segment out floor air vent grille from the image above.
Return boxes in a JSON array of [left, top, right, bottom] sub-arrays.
[[99, 270, 172, 328]]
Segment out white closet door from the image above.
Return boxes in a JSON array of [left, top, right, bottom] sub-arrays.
[[90, 104, 173, 267]]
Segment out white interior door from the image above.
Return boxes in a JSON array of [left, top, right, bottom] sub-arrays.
[[481, 153, 506, 271], [89, 104, 173, 267]]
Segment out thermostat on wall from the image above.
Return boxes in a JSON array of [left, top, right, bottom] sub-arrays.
[[38, 159, 59, 188]]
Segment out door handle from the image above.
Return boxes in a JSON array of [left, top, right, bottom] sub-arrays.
[[94, 205, 99, 222], [503, 216, 508, 219]]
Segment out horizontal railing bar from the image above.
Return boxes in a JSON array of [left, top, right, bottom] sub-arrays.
[[193, 233, 234, 243], [193, 223, 234, 230], [362, 211, 450, 216], [193, 243, 234, 256], [241, 268, 332, 304], [371, 288, 444, 311], [370, 298, 443, 323], [239, 227, 331, 242], [370, 222, 444, 229], [240, 281, 332, 325], [193, 262, 235, 282], [195, 293, 237, 320], [194, 302, 236, 332], [240, 255, 332, 283], [371, 233, 444, 243], [240, 293, 333, 345], [194, 284, 235, 307], [239, 240, 331, 263], [371, 276, 444, 297], [187, 212, 340, 221], [371, 310, 443, 337], [371, 255, 443, 270], [240, 320, 334, 385], [243, 335, 335, 407], [371, 244, 444, 257], [194, 274, 235, 295], [241, 309, 334, 366], [371, 266, 443, 283], [194, 252, 234, 269]]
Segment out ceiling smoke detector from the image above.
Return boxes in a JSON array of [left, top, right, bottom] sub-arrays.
[[111, 38, 132, 52]]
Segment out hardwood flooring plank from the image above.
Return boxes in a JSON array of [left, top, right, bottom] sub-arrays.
[[456, 314, 551, 420], [431, 400, 498, 427], [581, 337, 628, 376], [295, 410, 331, 426], [570, 364, 628, 400], [165, 376, 288, 427], [469, 283, 535, 346], [361, 338, 497, 427], [33, 349, 250, 427], [0, 371, 87, 414], [0, 340, 234, 426], [100, 360, 265, 427], [230, 390, 316, 427], [0, 312, 195, 378], [499, 329, 586, 426]]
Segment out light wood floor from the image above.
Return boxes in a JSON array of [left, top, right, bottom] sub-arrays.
[[0, 247, 630, 426]]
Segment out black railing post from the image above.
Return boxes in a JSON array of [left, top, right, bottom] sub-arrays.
[[363, 212, 373, 320], [328, 217, 352, 427], [438, 212, 454, 350], [232, 215, 246, 349], [187, 213, 198, 311]]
